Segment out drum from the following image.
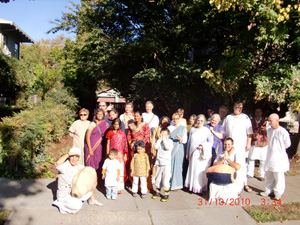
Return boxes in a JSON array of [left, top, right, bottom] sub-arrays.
[[206, 164, 237, 184]]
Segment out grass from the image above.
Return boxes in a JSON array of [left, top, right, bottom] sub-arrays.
[[243, 202, 300, 223], [0, 210, 11, 225]]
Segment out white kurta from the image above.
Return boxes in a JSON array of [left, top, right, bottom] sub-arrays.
[[69, 120, 90, 165], [209, 150, 244, 201], [142, 112, 159, 131], [223, 113, 253, 158], [53, 161, 92, 214], [185, 126, 213, 193], [265, 126, 291, 172]]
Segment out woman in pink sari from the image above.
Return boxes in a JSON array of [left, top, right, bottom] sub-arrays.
[[106, 118, 128, 193], [85, 109, 109, 172]]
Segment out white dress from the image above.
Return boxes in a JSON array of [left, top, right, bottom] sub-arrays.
[[185, 126, 213, 193], [265, 126, 291, 172]]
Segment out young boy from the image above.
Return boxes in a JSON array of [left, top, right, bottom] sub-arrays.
[[152, 128, 174, 202], [102, 149, 121, 200], [130, 140, 150, 198]]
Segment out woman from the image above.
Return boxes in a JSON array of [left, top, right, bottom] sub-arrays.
[[185, 114, 213, 194], [209, 137, 242, 201], [69, 108, 91, 165], [127, 111, 151, 154], [85, 109, 109, 172], [168, 112, 187, 190], [151, 116, 171, 153], [204, 114, 225, 166], [109, 109, 125, 132], [106, 118, 128, 192], [186, 114, 197, 134]]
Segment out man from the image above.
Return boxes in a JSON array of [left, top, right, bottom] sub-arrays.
[[218, 105, 228, 126], [53, 147, 102, 214], [97, 101, 112, 122], [260, 113, 291, 200], [142, 101, 159, 132], [222, 101, 253, 193], [247, 107, 268, 181]]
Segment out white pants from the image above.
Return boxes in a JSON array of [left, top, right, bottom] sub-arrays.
[[247, 160, 265, 178], [132, 176, 147, 194], [53, 191, 92, 214], [153, 165, 171, 191], [265, 171, 285, 196]]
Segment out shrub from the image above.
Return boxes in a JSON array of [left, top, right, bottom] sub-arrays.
[[0, 98, 76, 178]]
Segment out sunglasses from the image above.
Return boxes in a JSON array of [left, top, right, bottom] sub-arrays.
[[80, 114, 87, 116]]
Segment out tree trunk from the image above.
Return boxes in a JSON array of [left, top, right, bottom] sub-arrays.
[[296, 122, 300, 156]]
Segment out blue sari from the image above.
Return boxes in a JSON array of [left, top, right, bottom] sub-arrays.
[[169, 125, 187, 190]]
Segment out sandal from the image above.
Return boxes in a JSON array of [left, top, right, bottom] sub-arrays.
[[244, 185, 252, 193]]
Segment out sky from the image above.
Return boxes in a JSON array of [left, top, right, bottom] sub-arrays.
[[0, 0, 81, 42]]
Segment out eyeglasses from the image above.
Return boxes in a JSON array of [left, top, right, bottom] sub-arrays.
[[173, 118, 179, 120], [80, 114, 87, 116]]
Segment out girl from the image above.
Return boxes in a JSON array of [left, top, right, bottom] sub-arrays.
[[106, 118, 128, 193]]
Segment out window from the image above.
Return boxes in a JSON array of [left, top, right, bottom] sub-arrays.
[[3, 34, 8, 47], [14, 42, 19, 60]]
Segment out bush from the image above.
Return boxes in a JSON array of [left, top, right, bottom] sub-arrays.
[[0, 99, 76, 178]]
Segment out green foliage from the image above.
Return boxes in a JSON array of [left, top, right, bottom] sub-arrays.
[[0, 98, 76, 178], [0, 210, 10, 225]]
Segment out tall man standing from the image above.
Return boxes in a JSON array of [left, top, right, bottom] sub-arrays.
[[142, 101, 159, 133], [260, 113, 291, 200], [222, 101, 253, 193]]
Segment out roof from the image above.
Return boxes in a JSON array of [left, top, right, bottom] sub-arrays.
[[0, 18, 34, 43], [97, 97, 126, 103]]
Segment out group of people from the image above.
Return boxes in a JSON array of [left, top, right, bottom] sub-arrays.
[[53, 100, 291, 214]]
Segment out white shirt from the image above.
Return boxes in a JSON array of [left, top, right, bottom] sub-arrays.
[[102, 158, 121, 187], [223, 113, 253, 155], [154, 138, 174, 166], [142, 112, 159, 130], [265, 126, 291, 172]]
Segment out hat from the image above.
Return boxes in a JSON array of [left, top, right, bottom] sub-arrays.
[[134, 140, 145, 150], [69, 147, 81, 157]]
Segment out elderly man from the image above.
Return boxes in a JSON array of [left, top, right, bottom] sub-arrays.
[[222, 101, 253, 193], [53, 147, 102, 214], [142, 101, 159, 132], [260, 113, 291, 200]]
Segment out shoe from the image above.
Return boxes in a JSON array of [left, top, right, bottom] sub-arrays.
[[244, 185, 252, 193], [260, 191, 270, 197], [152, 192, 160, 199], [59, 208, 68, 214], [274, 191, 281, 200], [118, 190, 122, 195], [132, 193, 138, 197], [107, 196, 111, 200], [112, 197, 116, 200], [88, 199, 103, 206], [257, 177, 265, 181], [141, 194, 147, 199], [161, 195, 169, 202]]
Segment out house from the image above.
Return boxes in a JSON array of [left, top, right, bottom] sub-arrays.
[[96, 88, 127, 112], [0, 18, 34, 59]]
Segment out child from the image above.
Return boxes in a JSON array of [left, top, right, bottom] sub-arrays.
[[152, 128, 174, 202], [130, 140, 150, 198], [106, 118, 128, 194], [102, 149, 121, 200]]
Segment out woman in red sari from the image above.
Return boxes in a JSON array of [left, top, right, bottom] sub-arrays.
[[106, 118, 128, 193], [85, 109, 109, 172], [127, 111, 151, 156]]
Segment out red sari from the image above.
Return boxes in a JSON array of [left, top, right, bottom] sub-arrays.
[[127, 122, 151, 155], [106, 129, 128, 182]]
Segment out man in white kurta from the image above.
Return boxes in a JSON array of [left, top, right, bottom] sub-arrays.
[[142, 101, 159, 133], [222, 102, 253, 192], [260, 113, 291, 200]]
